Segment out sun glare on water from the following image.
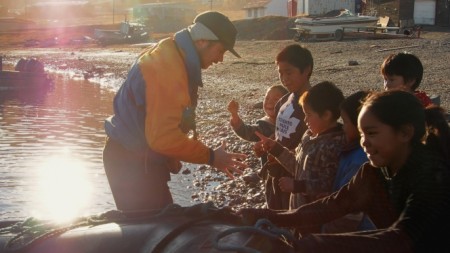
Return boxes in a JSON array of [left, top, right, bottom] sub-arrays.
[[32, 153, 93, 223]]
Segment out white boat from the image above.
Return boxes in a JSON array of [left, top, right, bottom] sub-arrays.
[[293, 9, 378, 40]]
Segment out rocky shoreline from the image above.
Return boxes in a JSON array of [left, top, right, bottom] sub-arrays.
[[1, 27, 449, 210]]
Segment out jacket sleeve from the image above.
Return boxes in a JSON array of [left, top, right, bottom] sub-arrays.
[[233, 119, 275, 142], [265, 163, 374, 229], [270, 141, 297, 175], [267, 158, 450, 253], [140, 41, 211, 164]]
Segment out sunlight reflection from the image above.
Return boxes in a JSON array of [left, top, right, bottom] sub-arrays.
[[33, 151, 92, 222]]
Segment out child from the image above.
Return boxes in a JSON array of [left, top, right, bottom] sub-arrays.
[[227, 84, 288, 205], [228, 85, 288, 140], [425, 105, 450, 163], [264, 44, 314, 210], [256, 82, 345, 225], [240, 90, 450, 252], [321, 90, 375, 233], [276, 81, 345, 211], [333, 91, 370, 192], [381, 52, 433, 107]]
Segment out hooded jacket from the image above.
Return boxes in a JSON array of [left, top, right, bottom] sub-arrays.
[[105, 29, 211, 164]]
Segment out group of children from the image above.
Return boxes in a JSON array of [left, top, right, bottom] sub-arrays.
[[227, 43, 450, 252]]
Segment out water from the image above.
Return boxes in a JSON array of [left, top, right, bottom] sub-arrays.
[[0, 74, 194, 222]]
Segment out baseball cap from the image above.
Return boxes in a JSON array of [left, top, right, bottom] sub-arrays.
[[193, 11, 240, 58]]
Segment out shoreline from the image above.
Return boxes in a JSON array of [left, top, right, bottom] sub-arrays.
[[1, 28, 449, 211]]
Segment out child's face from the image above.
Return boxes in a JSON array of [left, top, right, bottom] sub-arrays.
[[358, 106, 410, 170], [383, 74, 413, 92], [341, 110, 359, 143], [277, 62, 310, 93], [303, 103, 333, 136], [263, 89, 284, 120]]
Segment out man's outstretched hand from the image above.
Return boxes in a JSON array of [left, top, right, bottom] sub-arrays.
[[213, 141, 247, 179]]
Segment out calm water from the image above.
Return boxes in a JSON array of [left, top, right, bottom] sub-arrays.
[[0, 74, 194, 222]]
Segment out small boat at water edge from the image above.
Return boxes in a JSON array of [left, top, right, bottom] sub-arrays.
[[0, 57, 53, 92], [0, 203, 296, 253], [0, 71, 53, 92]]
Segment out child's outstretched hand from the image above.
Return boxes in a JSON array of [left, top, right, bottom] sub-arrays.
[[279, 177, 294, 193], [228, 100, 241, 127], [255, 131, 277, 153], [253, 142, 266, 157], [227, 99, 239, 115]]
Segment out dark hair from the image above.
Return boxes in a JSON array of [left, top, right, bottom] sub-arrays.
[[276, 44, 314, 78], [300, 81, 344, 120], [425, 105, 450, 161], [362, 90, 425, 144], [340, 91, 371, 127], [380, 52, 423, 91], [268, 84, 289, 96]]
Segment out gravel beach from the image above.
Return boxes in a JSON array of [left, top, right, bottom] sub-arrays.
[[1, 22, 449, 211]]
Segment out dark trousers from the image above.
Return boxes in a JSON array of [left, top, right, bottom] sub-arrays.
[[263, 161, 292, 210], [265, 176, 291, 210], [103, 137, 173, 212]]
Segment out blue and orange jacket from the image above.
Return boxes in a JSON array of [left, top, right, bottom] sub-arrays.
[[105, 30, 211, 164]]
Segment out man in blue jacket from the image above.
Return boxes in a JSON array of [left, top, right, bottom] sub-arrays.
[[103, 11, 246, 212]]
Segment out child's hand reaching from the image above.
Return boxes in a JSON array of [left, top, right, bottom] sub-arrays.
[[227, 99, 239, 115], [228, 100, 240, 126], [254, 131, 277, 153], [253, 142, 266, 157], [279, 177, 294, 192]]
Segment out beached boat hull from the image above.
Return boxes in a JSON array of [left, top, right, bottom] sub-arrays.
[[0, 70, 53, 91], [1, 219, 249, 253], [0, 57, 53, 92], [0, 205, 296, 253]]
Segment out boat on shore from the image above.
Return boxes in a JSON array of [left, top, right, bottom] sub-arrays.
[[293, 9, 378, 41], [0, 57, 53, 92], [94, 21, 150, 46], [0, 203, 296, 253]]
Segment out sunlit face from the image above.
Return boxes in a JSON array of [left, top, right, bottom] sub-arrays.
[[277, 62, 310, 93], [303, 103, 332, 136], [358, 107, 410, 170], [197, 41, 226, 69], [263, 89, 284, 120], [341, 110, 359, 143], [383, 74, 413, 91]]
